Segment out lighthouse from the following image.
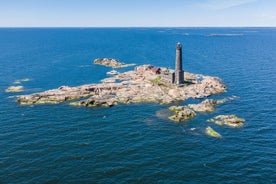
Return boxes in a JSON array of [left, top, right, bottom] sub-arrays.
[[175, 42, 184, 84]]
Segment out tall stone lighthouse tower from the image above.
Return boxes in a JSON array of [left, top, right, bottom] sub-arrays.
[[175, 42, 184, 84]]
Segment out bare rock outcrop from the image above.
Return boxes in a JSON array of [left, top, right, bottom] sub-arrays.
[[94, 58, 136, 68], [6, 86, 23, 93], [207, 115, 245, 128], [168, 106, 196, 122], [17, 65, 226, 107], [167, 96, 238, 122], [205, 126, 222, 138], [188, 99, 217, 112]]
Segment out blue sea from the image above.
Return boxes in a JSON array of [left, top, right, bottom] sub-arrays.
[[0, 28, 275, 183]]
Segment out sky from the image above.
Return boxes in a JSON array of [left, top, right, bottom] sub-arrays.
[[0, 0, 275, 27]]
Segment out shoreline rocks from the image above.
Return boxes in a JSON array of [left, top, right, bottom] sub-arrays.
[[168, 106, 196, 122], [5, 78, 31, 93], [167, 96, 238, 122], [188, 99, 217, 112], [207, 115, 245, 128], [6, 86, 24, 93], [167, 99, 245, 138], [94, 58, 136, 68], [17, 65, 226, 106], [13, 78, 31, 84], [205, 126, 222, 138]]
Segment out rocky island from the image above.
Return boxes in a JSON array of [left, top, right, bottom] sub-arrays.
[[15, 42, 245, 139], [17, 64, 226, 106], [94, 58, 136, 68], [17, 43, 226, 106]]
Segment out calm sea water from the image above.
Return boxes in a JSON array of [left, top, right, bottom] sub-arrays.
[[0, 28, 275, 183]]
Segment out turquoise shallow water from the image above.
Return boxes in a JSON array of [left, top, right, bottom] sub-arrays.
[[0, 28, 275, 183]]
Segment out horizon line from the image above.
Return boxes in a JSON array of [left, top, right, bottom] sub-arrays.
[[0, 26, 275, 29]]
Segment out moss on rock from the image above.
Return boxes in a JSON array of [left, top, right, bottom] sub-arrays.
[[208, 115, 245, 128], [205, 126, 222, 138], [168, 106, 196, 122]]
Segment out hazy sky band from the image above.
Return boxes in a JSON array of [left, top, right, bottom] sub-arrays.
[[0, 0, 275, 27]]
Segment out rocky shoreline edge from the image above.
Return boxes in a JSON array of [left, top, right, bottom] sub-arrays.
[[17, 65, 226, 106], [16, 64, 245, 138]]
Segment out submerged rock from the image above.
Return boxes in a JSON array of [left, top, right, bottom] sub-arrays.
[[13, 78, 31, 84], [5, 86, 23, 92], [21, 78, 30, 82], [13, 80, 21, 84], [216, 96, 239, 104], [168, 106, 196, 122], [208, 115, 245, 128], [205, 126, 222, 138], [155, 109, 172, 120]]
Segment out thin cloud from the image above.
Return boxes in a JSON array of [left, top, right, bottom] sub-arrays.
[[259, 13, 276, 19], [256, 13, 276, 22], [198, 0, 258, 10]]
